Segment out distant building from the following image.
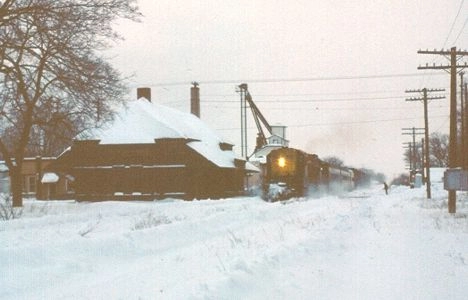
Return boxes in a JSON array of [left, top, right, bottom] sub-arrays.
[[49, 92, 255, 200], [0, 157, 72, 199], [267, 125, 289, 147]]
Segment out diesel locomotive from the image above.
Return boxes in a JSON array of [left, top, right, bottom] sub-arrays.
[[261, 147, 355, 201]]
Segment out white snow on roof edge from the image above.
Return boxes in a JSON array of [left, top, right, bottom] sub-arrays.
[[42, 172, 59, 183]]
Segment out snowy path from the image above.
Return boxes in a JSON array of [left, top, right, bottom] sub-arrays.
[[1, 184, 468, 299]]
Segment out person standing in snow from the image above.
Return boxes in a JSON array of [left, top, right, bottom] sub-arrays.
[[383, 182, 389, 195]]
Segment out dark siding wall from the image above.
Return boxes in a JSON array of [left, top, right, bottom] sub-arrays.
[[186, 167, 243, 199], [57, 140, 244, 200]]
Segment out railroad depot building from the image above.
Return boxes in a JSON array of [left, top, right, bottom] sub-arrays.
[[49, 90, 254, 200]]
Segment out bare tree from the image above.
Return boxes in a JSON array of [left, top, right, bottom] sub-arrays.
[[322, 156, 344, 167], [0, 0, 141, 207], [402, 132, 449, 169], [403, 144, 423, 170], [429, 132, 449, 167]]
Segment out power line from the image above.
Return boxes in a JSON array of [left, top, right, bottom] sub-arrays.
[[420, 0, 465, 88], [205, 105, 448, 112], [433, 116, 450, 132], [162, 95, 417, 104], [453, 16, 468, 44], [442, 0, 465, 48], [202, 96, 414, 103], [135, 72, 446, 87], [202, 88, 426, 97], [288, 115, 449, 128], [227, 106, 447, 112], [215, 115, 449, 131]]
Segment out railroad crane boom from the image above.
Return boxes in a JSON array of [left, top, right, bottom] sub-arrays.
[[239, 83, 273, 152]]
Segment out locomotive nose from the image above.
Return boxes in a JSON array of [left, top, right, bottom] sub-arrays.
[[277, 157, 286, 168]]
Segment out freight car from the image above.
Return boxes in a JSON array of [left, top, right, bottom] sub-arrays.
[[261, 147, 355, 201]]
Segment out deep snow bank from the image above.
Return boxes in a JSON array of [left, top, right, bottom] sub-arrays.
[[1, 184, 467, 299]]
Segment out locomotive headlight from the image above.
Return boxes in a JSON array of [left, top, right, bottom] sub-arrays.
[[277, 156, 286, 168]]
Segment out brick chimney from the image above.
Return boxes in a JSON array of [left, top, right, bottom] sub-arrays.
[[190, 82, 200, 118], [137, 87, 151, 102]]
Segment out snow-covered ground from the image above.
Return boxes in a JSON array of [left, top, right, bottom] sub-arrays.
[[1, 180, 468, 299]]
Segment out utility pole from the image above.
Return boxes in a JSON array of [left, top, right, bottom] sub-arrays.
[[402, 127, 424, 185], [237, 84, 249, 159], [465, 81, 468, 170], [418, 47, 468, 213], [460, 73, 465, 169], [405, 88, 445, 199], [421, 138, 425, 181], [402, 142, 413, 170]]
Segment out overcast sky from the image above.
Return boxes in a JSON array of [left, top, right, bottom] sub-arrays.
[[107, 0, 467, 178]]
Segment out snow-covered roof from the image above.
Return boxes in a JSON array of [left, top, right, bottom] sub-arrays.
[[250, 145, 285, 161], [80, 98, 239, 169], [41, 172, 59, 183], [245, 161, 260, 173], [0, 162, 8, 173]]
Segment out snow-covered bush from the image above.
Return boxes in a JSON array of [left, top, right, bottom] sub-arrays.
[[132, 211, 171, 230]]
